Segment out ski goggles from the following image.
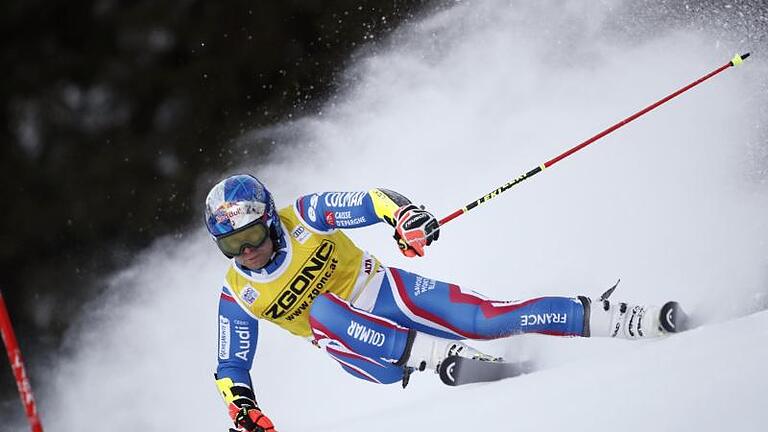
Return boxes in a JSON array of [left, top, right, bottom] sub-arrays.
[[216, 220, 270, 257]]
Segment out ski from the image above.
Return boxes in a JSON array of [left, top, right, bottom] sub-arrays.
[[437, 355, 534, 386]]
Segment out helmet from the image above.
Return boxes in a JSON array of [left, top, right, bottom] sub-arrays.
[[204, 174, 282, 257]]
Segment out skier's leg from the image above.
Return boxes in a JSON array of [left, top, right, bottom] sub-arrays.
[[369, 268, 684, 340], [308, 292, 411, 384], [349, 267, 585, 371], [369, 267, 586, 339], [364, 268, 684, 371]]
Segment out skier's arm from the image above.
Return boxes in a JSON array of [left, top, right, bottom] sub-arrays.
[[215, 288, 276, 431], [294, 188, 411, 231], [295, 189, 440, 257]]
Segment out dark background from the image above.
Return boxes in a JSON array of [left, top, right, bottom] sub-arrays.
[[0, 0, 430, 416], [4, 0, 766, 424]]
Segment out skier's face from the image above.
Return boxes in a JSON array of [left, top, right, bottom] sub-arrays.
[[235, 236, 274, 270]]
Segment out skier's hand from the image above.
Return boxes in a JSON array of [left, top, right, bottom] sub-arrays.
[[229, 405, 277, 432], [393, 204, 440, 257]]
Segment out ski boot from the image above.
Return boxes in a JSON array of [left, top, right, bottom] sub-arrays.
[[399, 332, 530, 387], [579, 281, 688, 338], [400, 332, 499, 374]]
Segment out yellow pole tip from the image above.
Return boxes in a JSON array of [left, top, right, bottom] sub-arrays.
[[731, 53, 744, 66]]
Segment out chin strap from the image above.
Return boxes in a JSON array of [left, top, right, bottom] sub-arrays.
[[268, 218, 286, 250]]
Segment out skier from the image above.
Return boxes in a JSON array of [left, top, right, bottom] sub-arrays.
[[206, 174, 684, 432]]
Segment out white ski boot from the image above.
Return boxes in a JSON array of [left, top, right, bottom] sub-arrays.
[[580, 281, 687, 339], [402, 332, 498, 372]]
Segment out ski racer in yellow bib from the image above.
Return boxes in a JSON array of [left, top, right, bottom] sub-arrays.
[[223, 205, 382, 337], [205, 174, 686, 432]]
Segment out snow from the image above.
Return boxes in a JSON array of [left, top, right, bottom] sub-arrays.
[[14, 1, 768, 431], [336, 312, 768, 431]]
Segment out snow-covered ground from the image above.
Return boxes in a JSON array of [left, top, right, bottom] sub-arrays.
[[13, 1, 768, 431], [334, 310, 768, 431]]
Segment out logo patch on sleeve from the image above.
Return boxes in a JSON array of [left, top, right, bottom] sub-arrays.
[[218, 316, 231, 360], [324, 211, 336, 227], [307, 194, 319, 222], [241, 285, 260, 305]]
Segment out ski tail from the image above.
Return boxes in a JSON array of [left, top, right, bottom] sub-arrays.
[[438, 356, 534, 386], [660, 301, 688, 333]]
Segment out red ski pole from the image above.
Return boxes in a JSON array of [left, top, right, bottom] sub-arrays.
[[0, 290, 44, 432], [439, 53, 751, 226]]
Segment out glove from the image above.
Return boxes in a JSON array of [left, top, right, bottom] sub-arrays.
[[215, 375, 275, 432], [393, 204, 440, 257], [228, 405, 277, 432]]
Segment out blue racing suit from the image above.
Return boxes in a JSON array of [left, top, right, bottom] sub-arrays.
[[216, 189, 585, 393]]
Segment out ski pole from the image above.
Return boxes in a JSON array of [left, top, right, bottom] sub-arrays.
[[0, 290, 44, 432], [439, 52, 751, 226]]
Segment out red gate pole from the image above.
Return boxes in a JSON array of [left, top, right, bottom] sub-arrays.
[[0, 290, 43, 432]]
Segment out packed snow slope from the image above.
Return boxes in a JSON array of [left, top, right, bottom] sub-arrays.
[[332, 312, 768, 431], [18, 1, 768, 431]]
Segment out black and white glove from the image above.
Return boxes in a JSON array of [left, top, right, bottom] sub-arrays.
[[393, 204, 440, 257]]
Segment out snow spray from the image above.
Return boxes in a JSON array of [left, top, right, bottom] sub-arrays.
[[439, 53, 751, 226]]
